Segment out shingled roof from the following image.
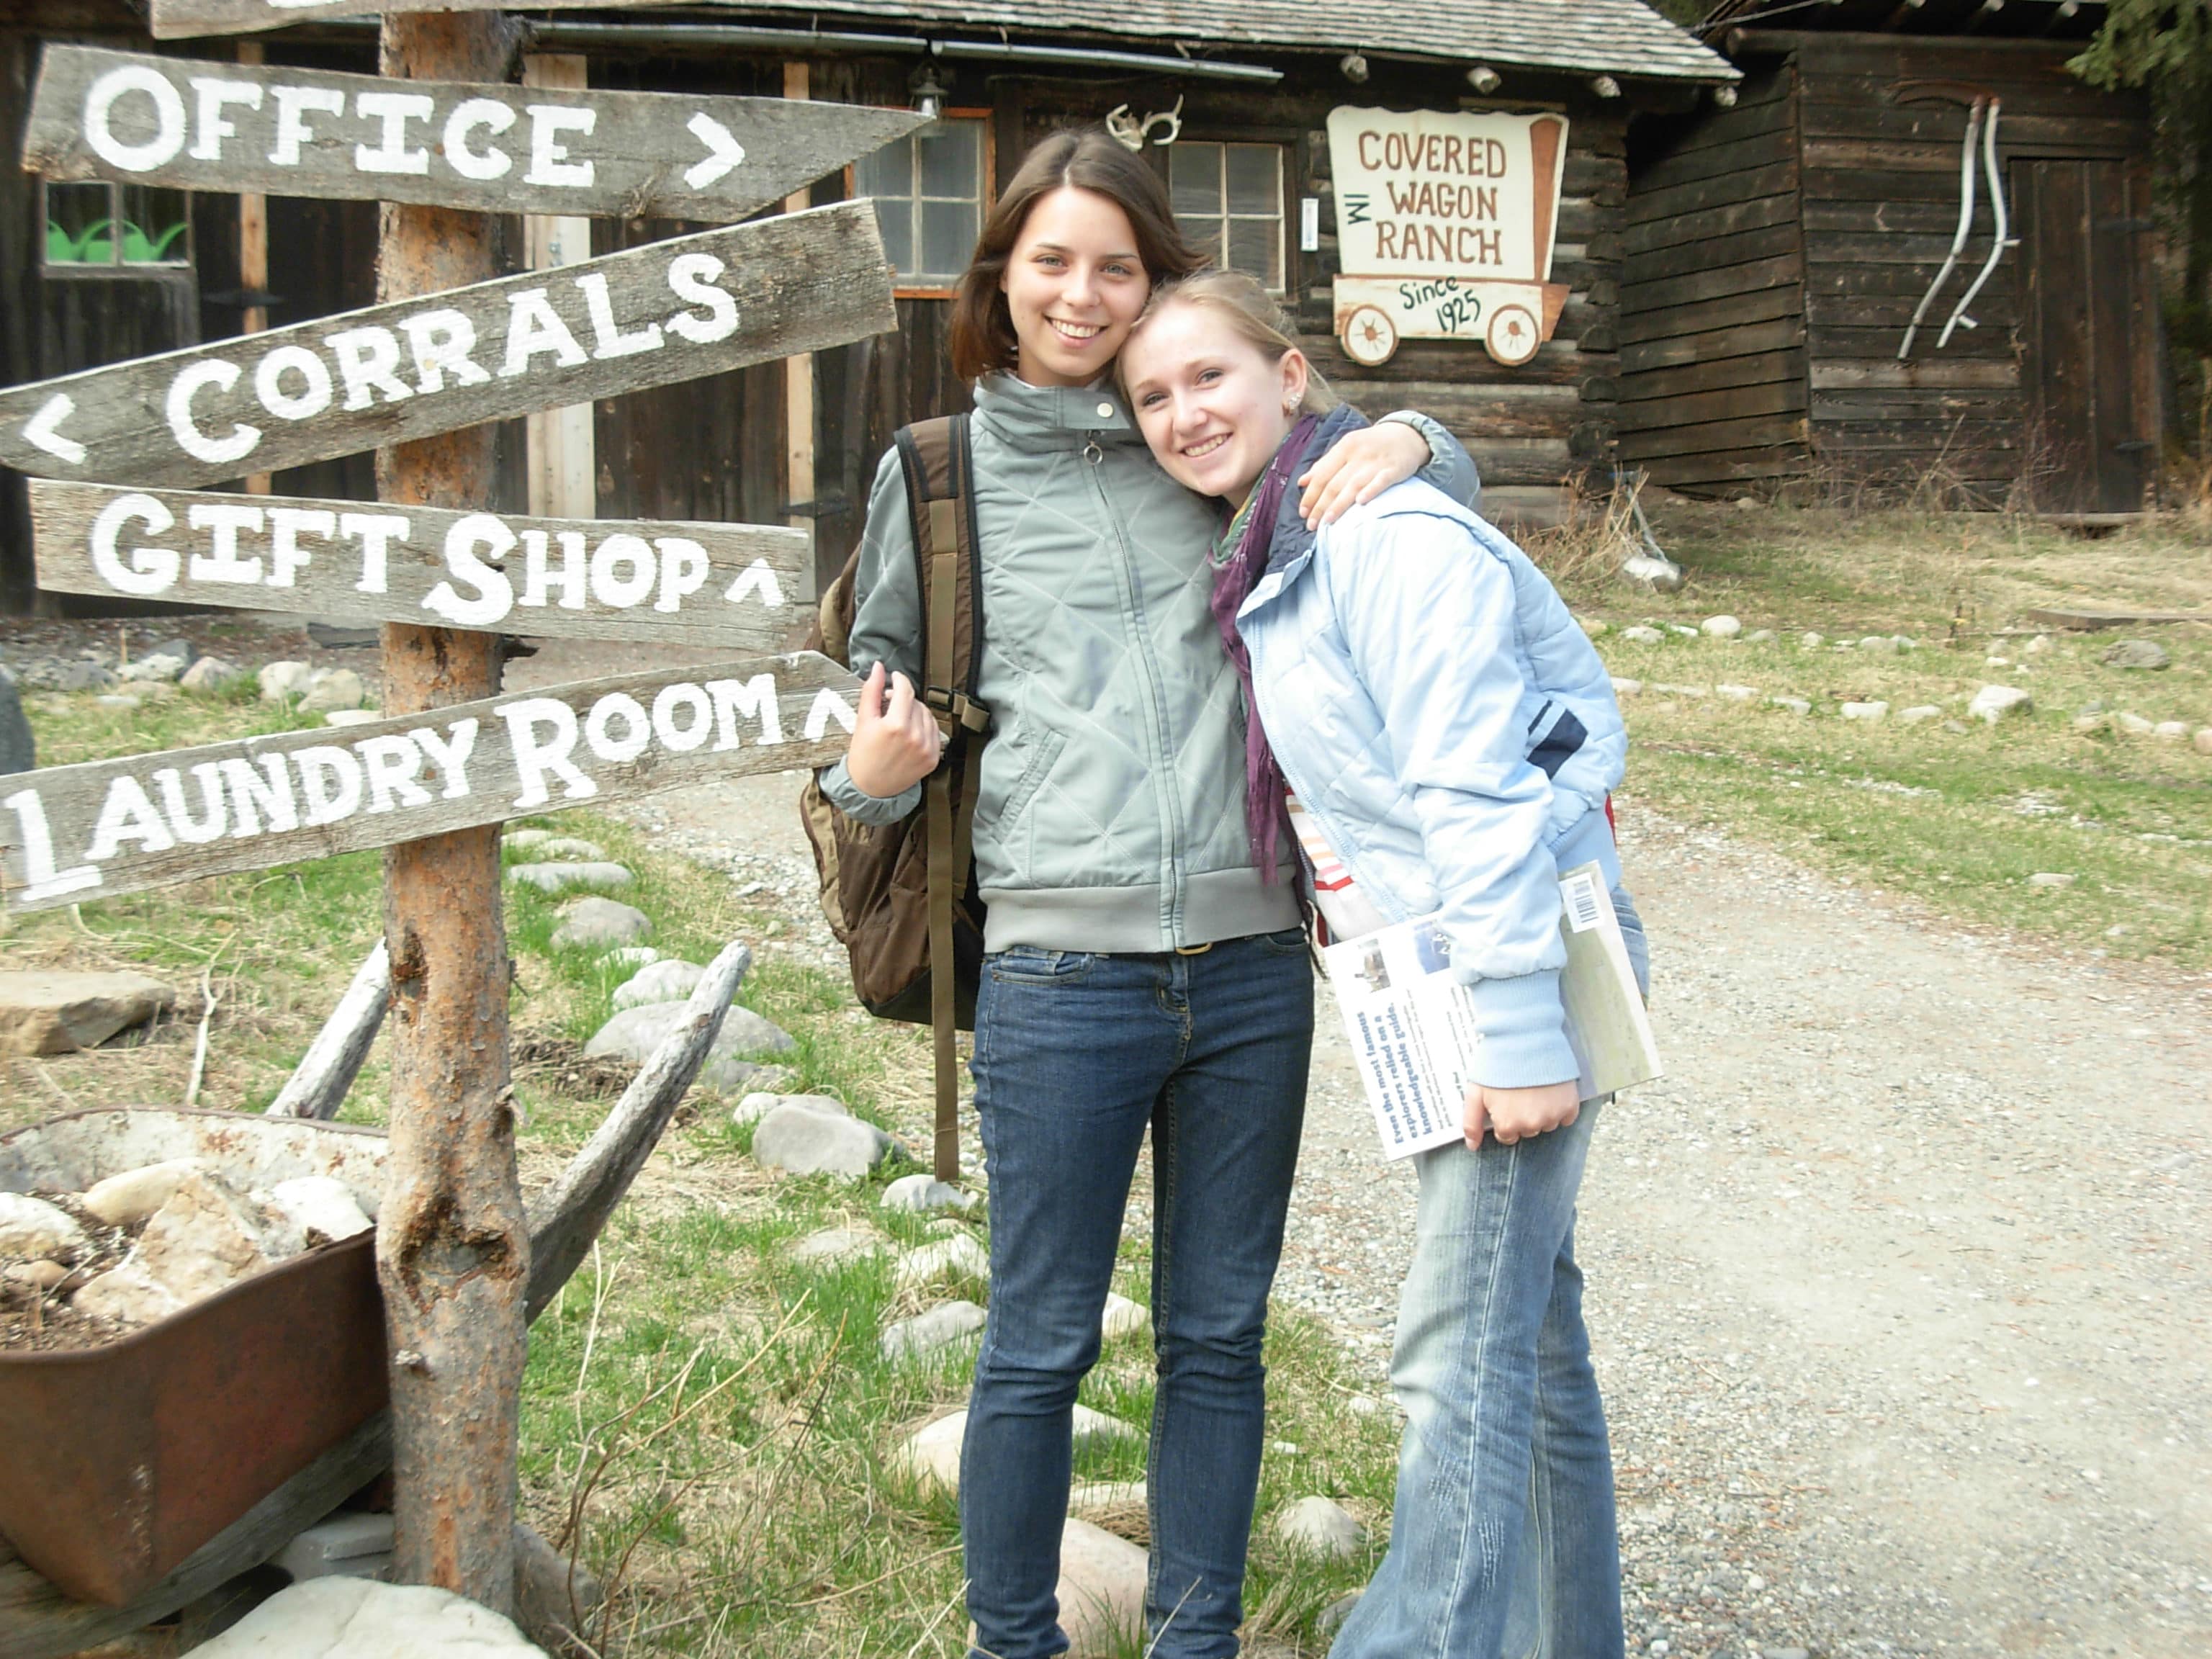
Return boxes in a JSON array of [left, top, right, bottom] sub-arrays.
[[691, 1, 1737, 84]]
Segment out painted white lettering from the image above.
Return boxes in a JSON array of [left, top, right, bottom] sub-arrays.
[[358, 734, 432, 813], [707, 674, 783, 750], [325, 327, 413, 410], [220, 755, 298, 836], [86, 775, 177, 860], [410, 719, 478, 801], [665, 253, 739, 345], [351, 89, 433, 176], [576, 272, 662, 361], [186, 503, 265, 584], [1, 790, 99, 902], [253, 343, 334, 422], [804, 686, 858, 741], [189, 78, 262, 162], [588, 534, 655, 609], [422, 515, 515, 627], [723, 558, 786, 608], [266, 507, 335, 588], [522, 104, 595, 188], [166, 361, 261, 467], [652, 537, 709, 613], [89, 493, 179, 597], [500, 289, 588, 377], [444, 99, 513, 181], [583, 692, 651, 763], [499, 698, 598, 809], [293, 745, 362, 826], [521, 531, 587, 611], [651, 683, 712, 752], [399, 311, 488, 395], [84, 66, 187, 174], [152, 763, 228, 845], [340, 512, 409, 595], [268, 85, 346, 167]]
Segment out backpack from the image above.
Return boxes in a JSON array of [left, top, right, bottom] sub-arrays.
[[798, 415, 989, 1184]]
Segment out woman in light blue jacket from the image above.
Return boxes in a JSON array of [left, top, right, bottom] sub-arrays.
[[1121, 269, 1645, 1659]]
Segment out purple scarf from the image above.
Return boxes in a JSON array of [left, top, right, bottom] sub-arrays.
[[1208, 414, 1318, 884]]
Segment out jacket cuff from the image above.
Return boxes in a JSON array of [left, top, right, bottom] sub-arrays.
[[819, 760, 921, 826], [1463, 968, 1578, 1090]]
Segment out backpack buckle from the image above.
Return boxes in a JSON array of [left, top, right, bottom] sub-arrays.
[[924, 686, 992, 734]]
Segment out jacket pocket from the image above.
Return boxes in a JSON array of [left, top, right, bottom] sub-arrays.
[[985, 729, 1066, 840]]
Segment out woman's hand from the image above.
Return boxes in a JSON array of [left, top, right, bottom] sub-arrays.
[[1297, 421, 1432, 528], [845, 661, 943, 799], [1463, 1080, 1581, 1150]]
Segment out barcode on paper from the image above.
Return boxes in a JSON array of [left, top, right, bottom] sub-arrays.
[[1563, 871, 1604, 933]]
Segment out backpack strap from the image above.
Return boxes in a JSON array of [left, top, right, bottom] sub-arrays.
[[894, 415, 985, 1184]]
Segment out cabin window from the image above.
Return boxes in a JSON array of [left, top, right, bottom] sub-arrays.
[[855, 116, 990, 295], [1171, 142, 1285, 292], [42, 180, 192, 273]]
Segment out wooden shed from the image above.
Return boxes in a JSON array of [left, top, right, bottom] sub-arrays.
[[0, 0, 1739, 611], [1617, 2, 2159, 516]]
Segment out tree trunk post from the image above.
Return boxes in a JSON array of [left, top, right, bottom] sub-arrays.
[[373, 8, 528, 1612]]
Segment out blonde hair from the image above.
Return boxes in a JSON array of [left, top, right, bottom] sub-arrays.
[[1120, 269, 1340, 415]]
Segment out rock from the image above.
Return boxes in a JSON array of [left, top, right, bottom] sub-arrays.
[[1619, 554, 1683, 593], [1897, 705, 1943, 725], [266, 1177, 372, 1246], [1344, 1393, 1384, 1417], [75, 1172, 274, 1326], [1745, 629, 1776, 644], [1733, 494, 1758, 510], [1853, 635, 1895, 655], [271, 1510, 395, 1583], [880, 1298, 986, 1361], [512, 1521, 602, 1654], [1577, 617, 1608, 638], [2023, 634, 2054, 657], [1943, 719, 1971, 734], [2153, 720, 2190, 742], [587, 1001, 791, 1092], [1764, 1650, 1810, 1659], [180, 656, 246, 695], [186, 1576, 549, 1659], [2195, 728, 2212, 755], [117, 653, 187, 685], [1891, 634, 1920, 651], [2072, 714, 2106, 734], [4, 1259, 71, 1291], [258, 660, 313, 701], [1840, 701, 1888, 722], [0, 676, 31, 775], [2027, 872, 2076, 889], [1618, 625, 1665, 645], [1984, 655, 2010, 667], [790, 1226, 882, 1266], [603, 945, 659, 967], [120, 678, 179, 701], [1053, 1518, 1148, 1658], [1318, 1590, 1363, 1640], [1609, 678, 1642, 698], [1799, 631, 1824, 649], [1967, 685, 2033, 724], [504, 828, 554, 850], [549, 898, 651, 948], [145, 638, 198, 670], [1650, 683, 1708, 698], [1100, 1291, 1149, 1342], [2114, 711, 2155, 734], [1768, 696, 1810, 716], [1665, 624, 1699, 638], [1700, 614, 1741, 639], [2103, 638, 2170, 670], [1273, 1496, 1366, 1560], [755, 1101, 894, 1180], [611, 958, 706, 1010], [732, 1090, 845, 1128], [534, 837, 606, 861], [506, 861, 634, 894], [881, 1173, 979, 1213], [1714, 683, 1756, 701], [897, 1403, 1137, 1496], [0, 969, 177, 1055], [82, 1158, 207, 1228], [893, 1233, 989, 1292], [0, 1193, 89, 1262], [324, 709, 379, 728]]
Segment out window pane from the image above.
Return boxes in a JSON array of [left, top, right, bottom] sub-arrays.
[[1224, 145, 1280, 215], [919, 198, 978, 279], [855, 143, 914, 204], [1170, 145, 1221, 219], [916, 120, 979, 200], [47, 182, 114, 265], [874, 199, 914, 276], [1228, 218, 1280, 289], [119, 184, 191, 264]]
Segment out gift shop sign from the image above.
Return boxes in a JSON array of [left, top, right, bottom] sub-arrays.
[[1326, 108, 1569, 368]]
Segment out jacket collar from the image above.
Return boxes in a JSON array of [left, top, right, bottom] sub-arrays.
[[1246, 404, 1372, 603], [972, 372, 1147, 452]]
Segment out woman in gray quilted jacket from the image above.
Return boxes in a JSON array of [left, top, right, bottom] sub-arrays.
[[821, 127, 1479, 1659]]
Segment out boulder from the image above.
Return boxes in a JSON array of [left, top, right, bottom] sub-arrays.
[[1839, 701, 1887, 723], [1617, 625, 1665, 645], [180, 656, 246, 695], [187, 1576, 549, 1658], [0, 969, 176, 1054], [117, 652, 188, 684], [753, 1101, 894, 1180], [881, 1173, 978, 1213], [732, 1090, 846, 1128], [892, 1233, 989, 1292], [82, 1157, 208, 1228], [588, 1001, 791, 1092], [1273, 1495, 1367, 1560], [880, 1298, 986, 1362], [2153, 720, 2190, 742], [0, 675, 34, 775], [0, 1192, 89, 1262], [258, 660, 313, 701], [895, 1401, 1138, 1495], [506, 861, 634, 894], [266, 1177, 373, 1246], [1699, 615, 1741, 639], [549, 899, 651, 949], [1856, 635, 1897, 655], [74, 1171, 276, 1326], [145, 638, 198, 670], [611, 958, 706, 1010], [1100, 1292, 1149, 1342], [1799, 632, 1825, 648], [2103, 638, 2170, 670], [1053, 1518, 1148, 1658], [2195, 728, 2212, 756], [1967, 684, 2033, 724]]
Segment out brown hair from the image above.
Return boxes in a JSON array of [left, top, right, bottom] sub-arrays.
[[948, 127, 1205, 382], [1122, 268, 1341, 415]]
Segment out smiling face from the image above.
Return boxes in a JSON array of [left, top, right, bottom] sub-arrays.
[[1123, 300, 1308, 506], [999, 186, 1152, 387]]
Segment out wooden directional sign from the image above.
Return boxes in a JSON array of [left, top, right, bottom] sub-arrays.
[[0, 201, 890, 490], [25, 47, 921, 222], [155, 0, 723, 40], [30, 481, 811, 653], [0, 653, 860, 914]]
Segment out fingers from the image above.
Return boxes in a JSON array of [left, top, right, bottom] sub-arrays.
[[1295, 454, 1340, 526], [1462, 1089, 1489, 1152], [856, 660, 888, 724], [884, 667, 916, 725]]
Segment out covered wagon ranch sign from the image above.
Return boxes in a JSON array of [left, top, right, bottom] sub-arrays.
[[1327, 107, 1568, 367]]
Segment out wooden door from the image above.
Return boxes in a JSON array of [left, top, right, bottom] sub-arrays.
[[2013, 158, 2159, 514]]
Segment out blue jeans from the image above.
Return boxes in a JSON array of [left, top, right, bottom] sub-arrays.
[[961, 929, 1313, 1659], [1331, 1102, 1622, 1659]]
